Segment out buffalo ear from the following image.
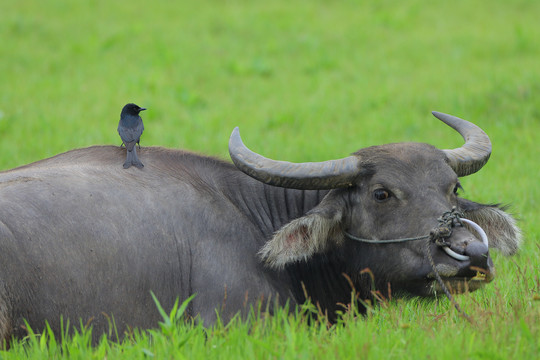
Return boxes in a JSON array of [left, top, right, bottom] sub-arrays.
[[459, 198, 522, 255], [259, 192, 345, 269]]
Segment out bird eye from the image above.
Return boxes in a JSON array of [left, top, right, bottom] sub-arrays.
[[374, 189, 391, 202]]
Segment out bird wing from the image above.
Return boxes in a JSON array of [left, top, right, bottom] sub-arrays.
[[118, 120, 144, 143]]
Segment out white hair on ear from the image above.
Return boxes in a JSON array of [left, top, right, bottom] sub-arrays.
[[259, 210, 344, 269]]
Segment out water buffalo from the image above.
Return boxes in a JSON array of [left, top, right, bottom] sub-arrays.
[[0, 112, 520, 344]]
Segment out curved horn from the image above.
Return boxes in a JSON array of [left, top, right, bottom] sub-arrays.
[[433, 111, 492, 177], [229, 128, 360, 189]]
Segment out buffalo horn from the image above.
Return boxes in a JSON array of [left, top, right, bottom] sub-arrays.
[[229, 128, 360, 189], [433, 111, 492, 177]]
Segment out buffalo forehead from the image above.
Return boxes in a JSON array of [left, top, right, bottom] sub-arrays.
[[355, 142, 446, 163], [355, 142, 456, 185]]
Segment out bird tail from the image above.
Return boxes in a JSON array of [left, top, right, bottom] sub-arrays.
[[123, 146, 144, 169]]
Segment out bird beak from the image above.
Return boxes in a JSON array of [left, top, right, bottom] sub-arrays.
[[140, 108, 147, 111]]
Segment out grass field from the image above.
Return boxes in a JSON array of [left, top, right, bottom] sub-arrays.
[[1, 0, 539, 358]]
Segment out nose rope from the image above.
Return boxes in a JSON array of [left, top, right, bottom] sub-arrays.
[[428, 207, 474, 322], [344, 207, 465, 244], [429, 207, 464, 244], [345, 207, 478, 322], [425, 242, 474, 323], [344, 207, 488, 262]]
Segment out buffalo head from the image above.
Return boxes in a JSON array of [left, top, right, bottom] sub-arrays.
[[229, 112, 521, 297]]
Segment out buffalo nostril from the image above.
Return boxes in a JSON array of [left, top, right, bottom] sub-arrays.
[[465, 242, 489, 268]]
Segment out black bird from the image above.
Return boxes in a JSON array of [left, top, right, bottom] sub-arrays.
[[118, 103, 146, 169]]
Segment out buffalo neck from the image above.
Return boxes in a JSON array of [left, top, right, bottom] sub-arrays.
[[226, 177, 329, 239], [219, 174, 356, 313]]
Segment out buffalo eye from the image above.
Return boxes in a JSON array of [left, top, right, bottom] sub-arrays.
[[374, 188, 391, 202], [453, 183, 463, 195]]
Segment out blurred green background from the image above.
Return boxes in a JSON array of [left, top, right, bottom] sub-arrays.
[[2, 1, 538, 161], [0, 0, 538, 355], [2, 0, 538, 240]]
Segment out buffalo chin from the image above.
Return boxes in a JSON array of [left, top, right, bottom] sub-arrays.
[[424, 260, 495, 295], [392, 271, 494, 298], [430, 273, 494, 295]]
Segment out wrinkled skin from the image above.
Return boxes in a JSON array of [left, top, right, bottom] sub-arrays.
[[0, 140, 520, 345], [259, 142, 520, 314], [343, 143, 490, 295]]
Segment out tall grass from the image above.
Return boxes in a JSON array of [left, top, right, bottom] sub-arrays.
[[0, 0, 538, 358], [3, 267, 538, 359]]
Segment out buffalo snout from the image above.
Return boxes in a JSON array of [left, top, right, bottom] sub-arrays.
[[464, 241, 490, 270]]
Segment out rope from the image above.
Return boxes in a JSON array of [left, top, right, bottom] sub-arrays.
[[345, 207, 475, 322], [427, 207, 474, 322], [425, 242, 474, 323], [344, 207, 464, 244], [343, 232, 430, 243]]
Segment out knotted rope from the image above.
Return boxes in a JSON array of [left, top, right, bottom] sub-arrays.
[[345, 207, 475, 322], [427, 207, 473, 323], [343, 207, 464, 244]]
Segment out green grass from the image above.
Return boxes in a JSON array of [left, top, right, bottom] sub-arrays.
[[1, 0, 539, 358]]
